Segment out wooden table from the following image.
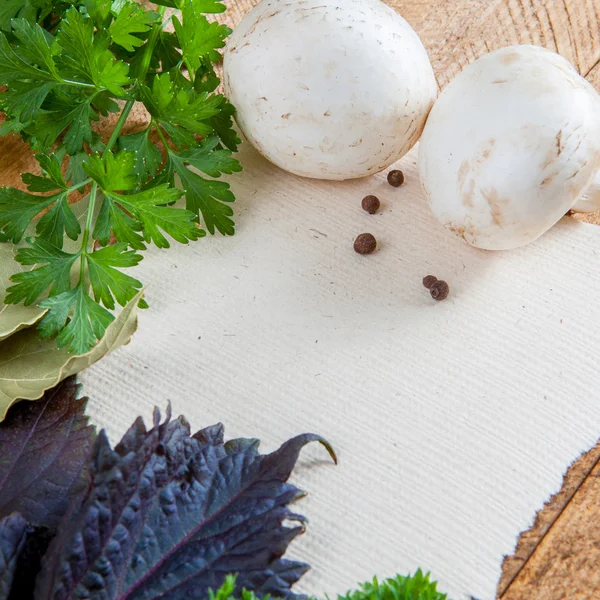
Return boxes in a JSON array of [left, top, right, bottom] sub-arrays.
[[1, 1, 599, 598]]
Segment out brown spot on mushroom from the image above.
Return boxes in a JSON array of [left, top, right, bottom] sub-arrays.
[[556, 130, 563, 156], [349, 138, 363, 148], [541, 174, 554, 186], [463, 179, 476, 208], [500, 51, 521, 66], [457, 160, 469, 188], [482, 188, 505, 226], [281, 113, 291, 119], [492, 79, 509, 84], [447, 222, 477, 244], [324, 110, 331, 117]]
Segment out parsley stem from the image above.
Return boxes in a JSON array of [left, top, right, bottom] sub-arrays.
[[104, 6, 166, 154], [152, 120, 170, 151], [80, 182, 98, 281], [68, 178, 92, 194], [138, 6, 166, 82], [105, 103, 133, 153], [60, 79, 97, 89]]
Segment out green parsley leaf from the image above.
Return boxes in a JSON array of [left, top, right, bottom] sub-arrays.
[[177, 136, 242, 178], [0, 0, 51, 32], [173, 2, 230, 74], [0, 188, 57, 243], [83, 150, 138, 191], [93, 193, 146, 249], [38, 284, 115, 354], [118, 129, 163, 183], [141, 74, 223, 142], [188, 0, 227, 13], [171, 151, 236, 235], [5, 238, 78, 305], [29, 93, 98, 154], [36, 195, 82, 248], [22, 154, 68, 192], [109, 2, 157, 52], [56, 8, 130, 96], [86, 243, 143, 309], [0, 0, 240, 354], [83, 0, 112, 27], [11, 18, 59, 76], [110, 185, 204, 248], [0, 31, 56, 84], [209, 99, 241, 152]]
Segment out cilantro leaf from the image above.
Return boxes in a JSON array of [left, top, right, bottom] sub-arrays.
[[109, 1, 157, 52], [6, 238, 79, 305], [86, 243, 143, 309], [171, 150, 236, 235], [119, 128, 163, 183], [38, 284, 115, 353], [56, 8, 130, 95], [173, 3, 230, 74]]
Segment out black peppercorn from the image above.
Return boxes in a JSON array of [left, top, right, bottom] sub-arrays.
[[362, 195, 380, 214], [354, 233, 377, 255], [422, 275, 438, 289], [430, 280, 450, 301], [387, 169, 405, 187]]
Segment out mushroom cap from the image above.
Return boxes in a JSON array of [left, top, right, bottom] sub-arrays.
[[418, 45, 600, 250], [573, 171, 600, 213], [224, 0, 437, 180]]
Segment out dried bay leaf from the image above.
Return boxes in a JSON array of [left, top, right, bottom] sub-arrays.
[[0, 290, 142, 420]]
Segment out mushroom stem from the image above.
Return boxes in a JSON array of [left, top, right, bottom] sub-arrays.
[[572, 171, 600, 213]]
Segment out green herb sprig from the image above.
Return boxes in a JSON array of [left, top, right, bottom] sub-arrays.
[[0, 0, 242, 354]]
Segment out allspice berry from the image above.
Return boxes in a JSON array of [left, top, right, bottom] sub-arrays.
[[354, 233, 377, 255], [422, 275, 438, 289], [430, 280, 450, 301], [362, 195, 380, 214], [387, 169, 405, 187]]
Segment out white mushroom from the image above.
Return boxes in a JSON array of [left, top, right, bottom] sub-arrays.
[[418, 45, 600, 250], [223, 0, 437, 180], [572, 172, 600, 213]]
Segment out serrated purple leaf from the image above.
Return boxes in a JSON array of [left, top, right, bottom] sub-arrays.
[[0, 514, 29, 600], [35, 409, 335, 600], [0, 378, 95, 530]]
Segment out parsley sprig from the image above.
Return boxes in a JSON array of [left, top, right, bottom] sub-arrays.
[[0, 0, 241, 354]]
